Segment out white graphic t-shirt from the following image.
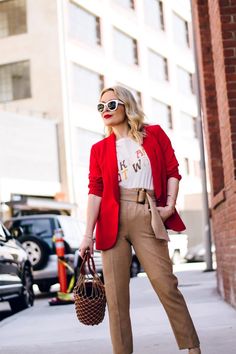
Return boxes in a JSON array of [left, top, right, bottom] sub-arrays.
[[116, 137, 154, 189]]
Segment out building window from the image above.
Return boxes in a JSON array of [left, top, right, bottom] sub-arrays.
[[184, 158, 190, 175], [177, 67, 194, 95], [180, 112, 198, 138], [0, 60, 31, 102], [134, 90, 142, 107], [0, 0, 27, 38], [144, 0, 165, 31], [151, 99, 173, 130], [69, 1, 101, 46], [73, 64, 104, 106], [117, 82, 142, 106], [173, 13, 189, 47], [115, 0, 135, 9], [126, 87, 142, 106], [114, 29, 138, 65], [148, 50, 168, 81]]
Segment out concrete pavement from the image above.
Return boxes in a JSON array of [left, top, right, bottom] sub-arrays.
[[0, 263, 235, 354]]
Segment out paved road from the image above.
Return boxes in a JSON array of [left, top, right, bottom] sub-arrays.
[[0, 263, 235, 354]]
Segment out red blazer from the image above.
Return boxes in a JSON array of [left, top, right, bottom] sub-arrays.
[[88, 124, 186, 250]]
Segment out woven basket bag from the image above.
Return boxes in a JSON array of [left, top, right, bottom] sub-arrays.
[[73, 251, 106, 326]]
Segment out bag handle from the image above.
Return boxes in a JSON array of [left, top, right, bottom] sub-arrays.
[[79, 250, 96, 277]]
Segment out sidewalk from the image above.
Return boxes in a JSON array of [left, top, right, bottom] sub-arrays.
[[0, 263, 235, 354]]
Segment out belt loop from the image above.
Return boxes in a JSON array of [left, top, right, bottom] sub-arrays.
[[136, 188, 146, 204]]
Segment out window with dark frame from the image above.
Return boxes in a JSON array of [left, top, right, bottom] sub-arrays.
[[173, 12, 190, 47], [69, 1, 101, 46], [177, 66, 194, 95], [193, 117, 198, 138], [0, 60, 31, 102], [114, 28, 139, 66], [184, 21, 190, 46], [95, 17, 101, 46], [117, 83, 142, 106], [0, 0, 27, 38], [158, 0, 164, 30], [180, 112, 198, 138], [133, 38, 139, 65], [151, 99, 173, 130], [164, 58, 168, 79], [184, 158, 190, 175], [115, 0, 135, 10], [136, 90, 142, 106], [148, 49, 169, 81], [99, 74, 105, 92], [73, 64, 104, 106], [167, 106, 172, 129], [145, 0, 165, 31]]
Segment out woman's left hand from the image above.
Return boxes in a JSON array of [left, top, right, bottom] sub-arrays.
[[156, 205, 175, 222]]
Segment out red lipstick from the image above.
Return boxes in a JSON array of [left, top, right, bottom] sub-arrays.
[[104, 114, 112, 119]]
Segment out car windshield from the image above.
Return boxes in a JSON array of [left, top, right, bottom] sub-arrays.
[[13, 219, 52, 237]]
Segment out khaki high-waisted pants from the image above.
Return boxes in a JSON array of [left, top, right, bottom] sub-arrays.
[[102, 187, 200, 354]]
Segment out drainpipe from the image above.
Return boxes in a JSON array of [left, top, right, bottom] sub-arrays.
[[190, 1, 213, 271]]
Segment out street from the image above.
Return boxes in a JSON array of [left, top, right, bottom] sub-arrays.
[[0, 263, 235, 354]]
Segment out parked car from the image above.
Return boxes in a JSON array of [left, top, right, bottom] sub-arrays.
[[168, 233, 188, 264], [185, 242, 216, 262], [0, 222, 34, 313], [4, 215, 103, 293]]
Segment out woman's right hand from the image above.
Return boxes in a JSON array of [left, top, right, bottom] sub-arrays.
[[79, 236, 94, 258]]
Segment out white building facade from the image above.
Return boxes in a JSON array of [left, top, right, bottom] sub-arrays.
[[0, 0, 203, 245]]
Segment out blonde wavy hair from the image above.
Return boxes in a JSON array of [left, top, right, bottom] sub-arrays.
[[99, 85, 146, 144]]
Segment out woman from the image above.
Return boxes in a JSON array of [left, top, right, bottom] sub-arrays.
[[79, 86, 201, 354]]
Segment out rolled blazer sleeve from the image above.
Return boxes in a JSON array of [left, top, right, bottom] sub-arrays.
[[158, 126, 182, 181], [88, 145, 103, 197]]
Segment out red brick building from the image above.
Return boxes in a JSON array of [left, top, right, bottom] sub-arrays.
[[192, 0, 236, 307]]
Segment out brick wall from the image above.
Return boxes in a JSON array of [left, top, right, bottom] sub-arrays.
[[193, 0, 236, 307]]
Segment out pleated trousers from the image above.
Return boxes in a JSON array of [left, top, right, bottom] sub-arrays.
[[102, 188, 200, 354]]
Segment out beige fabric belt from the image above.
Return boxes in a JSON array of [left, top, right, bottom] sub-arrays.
[[119, 187, 169, 241]]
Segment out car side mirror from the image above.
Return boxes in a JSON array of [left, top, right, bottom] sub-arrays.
[[11, 226, 24, 238]]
